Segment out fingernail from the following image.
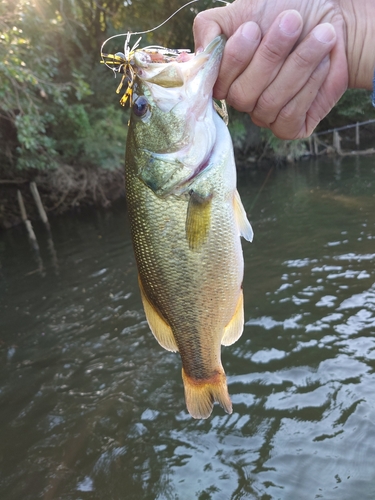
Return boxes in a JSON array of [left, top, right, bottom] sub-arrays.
[[313, 23, 335, 43], [279, 10, 302, 36], [240, 21, 260, 42]]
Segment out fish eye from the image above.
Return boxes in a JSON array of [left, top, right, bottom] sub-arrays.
[[132, 96, 149, 118]]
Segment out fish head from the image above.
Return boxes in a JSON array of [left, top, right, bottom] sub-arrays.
[[128, 35, 226, 196]]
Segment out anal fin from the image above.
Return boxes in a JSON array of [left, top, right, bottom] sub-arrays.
[[138, 276, 178, 352], [221, 290, 244, 346], [234, 190, 253, 242]]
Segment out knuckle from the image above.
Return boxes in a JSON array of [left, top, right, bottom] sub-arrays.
[[271, 122, 301, 140], [250, 115, 267, 128], [227, 84, 255, 114], [278, 100, 299, 124], [225, 45, 248, 66], [260, 42, 285, 64], [270, 127, 295, 140], [193, 11, 209, 28], [290, 49, 314, 70], [274, 103, 308, 139], [251, 91, 278, 121]]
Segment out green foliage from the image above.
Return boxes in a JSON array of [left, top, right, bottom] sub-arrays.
[[51, 104, 91, 161], [15, 113, 57, 170], [0, 0, 214, 172], [261, 129, 308, 161], [333, 89, 374, 120], [228, 118, 247, 150], [2, 0, 374, 174], [82, 106, 128, 170], [319, 89, 375, 132], [0, 0, 93, 170]]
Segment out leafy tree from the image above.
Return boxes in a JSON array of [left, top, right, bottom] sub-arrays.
[[0, 0, 94, 170], [321, 89, 375, 128], [1, 0, 374, 175], [0, 0, 212, 172]]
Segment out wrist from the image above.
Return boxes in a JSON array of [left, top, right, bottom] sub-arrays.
[[340, 0, 375, 89]]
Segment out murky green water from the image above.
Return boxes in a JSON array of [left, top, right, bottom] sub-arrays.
[[1, 156, 375, 500]]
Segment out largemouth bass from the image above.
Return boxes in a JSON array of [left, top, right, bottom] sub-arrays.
[[125, 35, 253, 419]]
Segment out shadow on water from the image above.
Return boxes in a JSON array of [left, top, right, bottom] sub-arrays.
[[1, 156, 375, 499]]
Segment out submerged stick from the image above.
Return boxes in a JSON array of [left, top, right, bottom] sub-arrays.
[[17, 189, 28, 223], [17, 189, 45, 275], [30, 182, 59, 274], [333, 130, 343, 155], [355, 122, 360, 147], [30, 182, 50, 230]]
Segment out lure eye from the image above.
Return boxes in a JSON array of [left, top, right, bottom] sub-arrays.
[[132, 96, 149, 118]]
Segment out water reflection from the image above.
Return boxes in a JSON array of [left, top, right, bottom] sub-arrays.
[[1, 157, 375, 499]]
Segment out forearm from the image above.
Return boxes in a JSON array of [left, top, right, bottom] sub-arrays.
[[340, 0, 375, 89]]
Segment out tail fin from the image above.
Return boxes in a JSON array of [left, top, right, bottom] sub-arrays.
[[181, 368, 233, 419]]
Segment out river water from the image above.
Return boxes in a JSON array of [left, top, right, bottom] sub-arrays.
[[1, 156, 375, 500]]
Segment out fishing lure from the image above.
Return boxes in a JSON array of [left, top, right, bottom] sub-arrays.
[[100, 0, 228, 108], [101, 34, 191, 107], [101, 33, 141, 107]]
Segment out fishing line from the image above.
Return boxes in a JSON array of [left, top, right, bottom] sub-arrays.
[[248, 166, 274, 214], [100, 0, 229, 70]]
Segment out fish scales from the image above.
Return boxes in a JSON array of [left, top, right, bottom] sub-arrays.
[[124, 36, 253, 419], [126, 122, 241, 371]]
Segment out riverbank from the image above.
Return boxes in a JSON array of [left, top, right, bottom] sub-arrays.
[[0, 165, 125, 230], [2, 126, 375, 230], [0, 157, 273, 230]]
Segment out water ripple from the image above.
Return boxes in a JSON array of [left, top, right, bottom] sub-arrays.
[[2, 160, 375, 499]]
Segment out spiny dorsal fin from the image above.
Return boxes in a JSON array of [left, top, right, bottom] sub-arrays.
[[138, 276, 178, 352], [234, 190, 253, 242], [185, 190, 212, 251], [221, 290, 244, 346]]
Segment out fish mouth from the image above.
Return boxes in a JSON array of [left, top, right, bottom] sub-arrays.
[[134, 35, 226, 91], [201, 35, 226, 58], [133, 36, 226, 196], [136, 35, 225, 65]]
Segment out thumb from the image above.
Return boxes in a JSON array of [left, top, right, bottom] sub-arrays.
[[193, 6, 230, 51]]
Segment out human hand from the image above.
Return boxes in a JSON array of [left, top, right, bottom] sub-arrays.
[[194, 1, 349, 139]]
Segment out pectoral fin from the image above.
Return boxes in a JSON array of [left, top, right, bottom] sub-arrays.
[[138, 277, 179, 352], [186, 191, 212, 251], [234, 190, 253, 242], [221, 290, 244, 346]]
